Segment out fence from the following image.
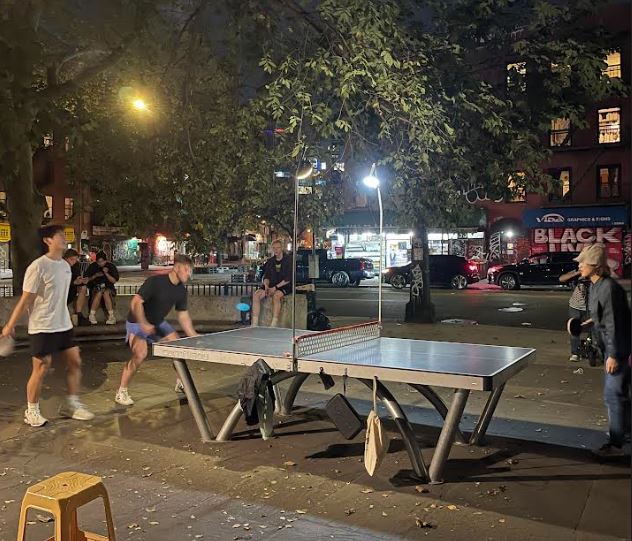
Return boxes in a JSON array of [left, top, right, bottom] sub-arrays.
[[0, 282, 260, 298]]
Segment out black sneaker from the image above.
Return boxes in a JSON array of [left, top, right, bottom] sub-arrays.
[[78, 314, 91, 326]]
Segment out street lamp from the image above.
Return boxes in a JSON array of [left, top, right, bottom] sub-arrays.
[[132, 98, 148, 111], [362, 163, 383, 324]]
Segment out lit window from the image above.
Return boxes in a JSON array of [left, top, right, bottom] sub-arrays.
[[598, 108, 621, 144], [43, 134, 53, 148], [506, 62, 526, 92], [0, 192, 6, 218], [603, 51, 621, 78], [43, 196, 53, 220], [550, 118, 571, 147], [548, 169, 571, 202], [64, 198, 74, 221], [508, 173, 526, 202], [597, 165, 620, 199]]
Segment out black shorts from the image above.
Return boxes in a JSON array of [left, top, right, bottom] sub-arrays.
[[29, 329, 76, 358], [260, 285, 292, 296]]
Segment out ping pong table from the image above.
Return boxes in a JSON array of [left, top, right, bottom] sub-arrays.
[[153, 322, 535, 483]]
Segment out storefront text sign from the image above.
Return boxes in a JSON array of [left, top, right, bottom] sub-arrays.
[[0, 223, 10, 243], [523, 206, 628, 228], [532, 227, 623, 277]]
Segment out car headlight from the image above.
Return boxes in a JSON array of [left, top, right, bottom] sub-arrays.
[[381, 269, 390, 274]]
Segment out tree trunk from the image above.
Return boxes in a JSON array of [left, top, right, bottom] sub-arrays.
[[6, 141, 44, 295], [405, 223, 435, 323]]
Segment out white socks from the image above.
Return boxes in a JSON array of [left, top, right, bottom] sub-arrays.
[[27, 402, 39, 412]]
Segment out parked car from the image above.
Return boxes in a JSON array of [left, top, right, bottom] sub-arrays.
[[297, 249, 375, 286], [487, 251, 580, 290], [256, 249, 375, 287], [381, 255, 480, 290]]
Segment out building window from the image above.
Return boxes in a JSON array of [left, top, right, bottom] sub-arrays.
[[43, 196, 53, 220], [548, 168, 571, 202], [506, 62, 526, 92], [550, 118, 571, 147], [64, 198, 74, 221], [603, 50, 621, 78], [354, 192, 368, 208], [0, 192, 6, 219], [598, 108, 621, 144], [507, 173, 526, 202], [597, 165, 620, 199]]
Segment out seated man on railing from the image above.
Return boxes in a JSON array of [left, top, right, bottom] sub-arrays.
[[84, 251, 119, 325], [251, 240, 292, 327]]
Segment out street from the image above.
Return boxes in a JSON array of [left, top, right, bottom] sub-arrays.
[[316, 286, 572, 330]]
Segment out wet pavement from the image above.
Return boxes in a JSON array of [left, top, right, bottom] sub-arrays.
[[0, 320, 630, 540]]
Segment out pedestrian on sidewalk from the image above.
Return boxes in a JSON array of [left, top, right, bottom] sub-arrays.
[[1, 225, 94, 427], [559, 268, 590, 362], [576, 244, 631, 458], [84, 251, 119, 325], [63, 248, 89, 326], [115, 254, 198, 406]]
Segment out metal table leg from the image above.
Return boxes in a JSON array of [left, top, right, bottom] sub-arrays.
[[409, 384, 467, 444], [469, 384, 505, 446], [172, 359, 214, 442], [428, 389, 470, 484], [360, 379, 429, 481], [280, 373, 310, 415], [217, 371, 299, 441]]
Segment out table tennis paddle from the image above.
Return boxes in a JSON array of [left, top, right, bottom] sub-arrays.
[[567, 317, 582, 336]]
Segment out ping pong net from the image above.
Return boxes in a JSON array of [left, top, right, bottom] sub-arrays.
[[294, 321, 381, 358]]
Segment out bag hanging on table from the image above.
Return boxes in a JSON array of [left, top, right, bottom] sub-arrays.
[[364, 376, 389, 476]]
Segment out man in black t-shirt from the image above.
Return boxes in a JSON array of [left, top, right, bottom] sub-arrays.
[[251, 240, 293, 327], [114, 254, 198, 406], [85, 251, 119, 325], [63, 249, 89, 326]]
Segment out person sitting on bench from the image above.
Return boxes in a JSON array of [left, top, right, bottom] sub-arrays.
[[251, 240, 292, 327]]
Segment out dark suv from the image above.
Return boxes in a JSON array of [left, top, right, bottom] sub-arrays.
[[487, 252, 579, 290], [382, 255, 480, 290]]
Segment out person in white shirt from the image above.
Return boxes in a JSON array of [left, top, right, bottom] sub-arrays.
[[1, 225, 95, 427]]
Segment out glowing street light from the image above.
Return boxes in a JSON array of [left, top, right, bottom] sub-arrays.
[[132, 98, 148, 111], [362, 163, 384, 324]]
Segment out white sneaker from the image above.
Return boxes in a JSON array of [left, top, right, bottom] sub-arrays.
[[59, 401, 95, 421], [106, 313, 116, 325], [24, 408, 48, 427], [115, 388, 134, 406], [71, 314, 79, 326], [174, 380, 185, 394], [569, 354, 579, 362], [88, 313, 97, 325]]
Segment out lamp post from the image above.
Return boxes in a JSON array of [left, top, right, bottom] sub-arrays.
[[362, 163, 383, 324]]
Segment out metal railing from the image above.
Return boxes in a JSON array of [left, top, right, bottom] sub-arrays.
[[0, 282, 261, 298]]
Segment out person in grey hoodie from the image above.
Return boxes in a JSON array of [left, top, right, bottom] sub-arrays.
[[577, 244, 631, 458]]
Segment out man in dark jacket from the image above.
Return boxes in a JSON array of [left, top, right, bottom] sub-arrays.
[[578, 244, 631, 457]]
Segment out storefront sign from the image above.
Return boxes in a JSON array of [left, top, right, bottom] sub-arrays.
[[0, 223, 10, 242], [64, 227, 75, 243], [531, 227, 624, 277], [523, 206, 628, 228]]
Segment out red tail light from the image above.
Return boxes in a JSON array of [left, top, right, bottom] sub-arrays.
[[359, 260, 365, 270], [488, 265, 501, 273], [468, 263, 477, 272]]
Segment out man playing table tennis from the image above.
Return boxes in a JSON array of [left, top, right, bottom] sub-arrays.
[[114, 254, 198, 406], [251, 240, 292, 327]]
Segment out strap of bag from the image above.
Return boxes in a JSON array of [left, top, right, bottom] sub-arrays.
[[372, 376, 378, 411]]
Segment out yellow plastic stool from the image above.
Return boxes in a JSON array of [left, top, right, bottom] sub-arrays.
[[16, 471, 116, 541]]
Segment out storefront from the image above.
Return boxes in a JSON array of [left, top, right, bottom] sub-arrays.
[[523, 205, 630, 278]]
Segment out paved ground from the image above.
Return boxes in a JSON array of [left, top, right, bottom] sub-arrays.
[[0, 319, 630, 540]]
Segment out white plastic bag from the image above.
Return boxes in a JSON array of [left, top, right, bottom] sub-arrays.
[[364, 376, 389, 476]]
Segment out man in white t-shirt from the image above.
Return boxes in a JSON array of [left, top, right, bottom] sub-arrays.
[[1, 225, 95, 427]]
